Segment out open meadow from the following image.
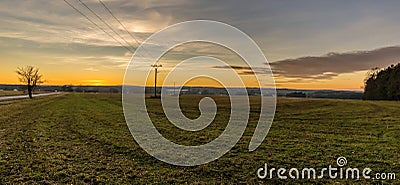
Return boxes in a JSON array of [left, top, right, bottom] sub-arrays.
[[0, 93, 399, 184], [0, 90, 25, 97], [0, 90, 48, 97]]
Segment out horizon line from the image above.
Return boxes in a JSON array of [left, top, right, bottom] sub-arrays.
[[0, 83, 364, 92]]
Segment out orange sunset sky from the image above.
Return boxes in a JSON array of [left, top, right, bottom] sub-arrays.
[[2, 1, 400, 90]]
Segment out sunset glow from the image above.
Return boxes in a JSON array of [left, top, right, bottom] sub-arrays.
[[1, 1, 400, 90]]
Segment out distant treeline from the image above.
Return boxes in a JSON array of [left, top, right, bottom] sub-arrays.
[[0, 84, 121, 93], [285, 91, 363, 99], [0, 84, 364, 99], [285, 92, 307, 98], [363, 63, 400, 100]]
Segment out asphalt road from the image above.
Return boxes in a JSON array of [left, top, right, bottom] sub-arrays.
[[0, 92, 61, 101]]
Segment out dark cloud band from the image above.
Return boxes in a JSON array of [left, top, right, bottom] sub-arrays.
[[270, 46, 400, 79]]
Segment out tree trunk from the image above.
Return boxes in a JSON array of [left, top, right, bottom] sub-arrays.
[[28, 85, 33, 99]]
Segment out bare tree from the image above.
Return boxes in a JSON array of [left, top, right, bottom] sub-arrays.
[[16, 66, 43, 99]]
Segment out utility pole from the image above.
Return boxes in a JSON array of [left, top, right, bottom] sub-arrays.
[[174, 82, 176, 96], [151, 64, 162, 97]]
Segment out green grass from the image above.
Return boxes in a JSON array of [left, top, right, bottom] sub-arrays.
[[0, 93, 399, 184], [0, 90, 47, 97], [0, 90, 25, 97]]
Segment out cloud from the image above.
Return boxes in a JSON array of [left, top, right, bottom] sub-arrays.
[[0, 0, 166, 47], [211, 65, 252, 70], [270, 46, 400, 79], [2, 0, 400, 86], [211, 65, 255, 75], [84, 67, 100, 72], [210, 65, 269, 75]]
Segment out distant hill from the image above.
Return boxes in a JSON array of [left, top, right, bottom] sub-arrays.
[[0, 84, 121, 93], [0, 84, 363, 99], [278, 89, 363, 99]]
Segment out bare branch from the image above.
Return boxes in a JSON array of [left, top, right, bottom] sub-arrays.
[[16, 66, 44, 99]]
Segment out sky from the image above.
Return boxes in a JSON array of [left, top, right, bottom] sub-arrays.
[[1, 0, 400, 90]]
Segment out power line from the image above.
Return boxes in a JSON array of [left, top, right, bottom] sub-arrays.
[[97, 0, 142, 47], [63, 0, 134, 53], [77, 0, 136, 52], [97, 0, 156, 60]]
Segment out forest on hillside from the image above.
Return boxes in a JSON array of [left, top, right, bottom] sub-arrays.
[[363, 63, 400, 100]]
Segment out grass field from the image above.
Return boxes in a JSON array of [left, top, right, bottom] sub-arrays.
[[0, 90, 47, 97], [0, 93, 399, 184], [0, 90, 25, 97]]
